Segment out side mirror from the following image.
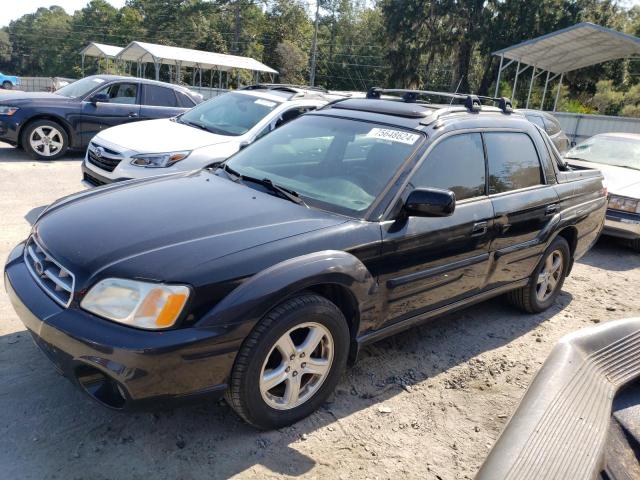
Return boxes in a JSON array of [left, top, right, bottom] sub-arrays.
[[89, 93, 109, 105], [239, 141, 250, 150], [405, 188, 456, 217]]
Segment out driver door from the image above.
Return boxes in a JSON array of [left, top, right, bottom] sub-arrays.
[[79, 81, 141, 146], [376, 133, 495, 327]]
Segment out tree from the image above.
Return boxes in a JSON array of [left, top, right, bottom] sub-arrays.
[[274, 40, 308, 83]]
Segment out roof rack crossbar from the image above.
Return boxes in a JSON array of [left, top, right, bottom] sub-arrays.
[[366, 87, 513, 114], [242, 83, 328, 93]]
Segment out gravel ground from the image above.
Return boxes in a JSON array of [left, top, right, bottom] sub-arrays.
[[1, 141, 639, 480]]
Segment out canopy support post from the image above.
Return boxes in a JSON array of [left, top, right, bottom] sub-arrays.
[[494, 54, 504, 97], [218, 69, 222, 89], [553, 73, 564, 112], [541, 71, 551, 110], [81, 54, 85, 76], [526, 66, 536, 109], [154, 57, 160, 81], [512, 61, 521, 104]]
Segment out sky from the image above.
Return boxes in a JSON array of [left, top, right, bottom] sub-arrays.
[[0, 0, 127, 27]]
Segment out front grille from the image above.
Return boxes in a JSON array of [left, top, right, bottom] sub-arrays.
[[24, 236, 75, 307], [83, 172, 106, 186], [87, 142, 122, 172]]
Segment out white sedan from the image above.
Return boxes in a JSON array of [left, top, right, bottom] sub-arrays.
[[81, 86, 330, 185]]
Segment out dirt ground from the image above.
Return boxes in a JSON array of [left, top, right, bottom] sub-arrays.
[[1, 140, 639, 480]]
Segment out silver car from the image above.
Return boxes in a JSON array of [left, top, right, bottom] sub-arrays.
[[519, 109, 571, 153], [565, 133, 640, 251]]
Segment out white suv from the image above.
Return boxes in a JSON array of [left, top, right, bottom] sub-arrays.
[[81, 85, 334, 185]]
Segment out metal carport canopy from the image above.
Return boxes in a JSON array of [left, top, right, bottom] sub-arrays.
[[116, 41, 278, 74], [493, 22, 640, 110], [79, 42, 123, 59], [493, 22, 640, 74]]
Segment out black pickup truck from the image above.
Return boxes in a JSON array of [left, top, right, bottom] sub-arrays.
[[4, 88, 606, 429]]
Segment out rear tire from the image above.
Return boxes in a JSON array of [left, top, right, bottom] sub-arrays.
[[507, 236, 570, 313], [21, 119, 69, 160], [2, 81, 12, 90], [226, 293, 349, 429]]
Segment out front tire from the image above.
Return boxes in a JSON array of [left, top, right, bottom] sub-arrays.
[[507, 236, 570, 313], [2, 81, 12, 90], [226, 293, 349, 429], [630, 238, 640, 253], [22, 120, 69, 160]]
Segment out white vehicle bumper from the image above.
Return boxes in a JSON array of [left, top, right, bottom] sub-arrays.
[[81, 137, 208, 187]]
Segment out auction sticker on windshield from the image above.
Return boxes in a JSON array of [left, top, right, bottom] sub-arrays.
[[254, 99, 276, 108], [366, 128, 420, 145]]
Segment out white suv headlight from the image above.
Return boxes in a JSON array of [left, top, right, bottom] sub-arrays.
[[81, 278, 190, 329], [130, 150, 191, 168]]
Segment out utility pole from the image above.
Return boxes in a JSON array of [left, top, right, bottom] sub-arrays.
[[309, 1, 321, 86]]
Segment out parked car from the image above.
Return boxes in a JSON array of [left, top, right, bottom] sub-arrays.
[[4, 88, 606, 429], [518, 108, 570, 153], [0, 72, 20, 90], [564, 133, 640, 251], [81, 84, 333, 186], [0, 75, 202, 160], [478, 316, 640, 480]]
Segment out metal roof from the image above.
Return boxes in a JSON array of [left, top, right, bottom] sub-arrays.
[[493, 22, 640, 74], [115, 41, 278, 74], [80, 42, 123, 59]]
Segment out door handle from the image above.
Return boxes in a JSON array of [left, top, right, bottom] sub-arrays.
[[545, 204, 558, 215], [471, 221, 488, 237], [128, 112, 138, 118]]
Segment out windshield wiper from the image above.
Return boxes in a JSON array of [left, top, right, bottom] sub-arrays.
[[256, 177, 307, 207], [218, 164, 306, 206], [179, 118, 210, 132], [220, 163, 242, 182]]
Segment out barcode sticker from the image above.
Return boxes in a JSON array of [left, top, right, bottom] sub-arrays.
[[254, 99, 276, 108], [366, 128, 420, 145]]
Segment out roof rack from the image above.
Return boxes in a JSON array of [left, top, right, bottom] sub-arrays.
[[365, 87, 513, 114], [242, 83, 328, 94]]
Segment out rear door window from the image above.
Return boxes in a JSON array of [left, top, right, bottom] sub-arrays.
[[485, 132, 544, 194], [143, 85, 179, 107], [410, 133, 486, 200], [176, 91, 195, 108]]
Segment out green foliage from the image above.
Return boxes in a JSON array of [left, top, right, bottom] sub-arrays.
[[274, 40, 308, 83]]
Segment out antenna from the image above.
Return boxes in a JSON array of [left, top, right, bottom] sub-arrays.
[[450, 76, 464, 105]]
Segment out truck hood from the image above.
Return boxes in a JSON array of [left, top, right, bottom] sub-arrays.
[[34, 170, 347, 287], [95, 118, 233, 153], [567, 159, 640, 198]]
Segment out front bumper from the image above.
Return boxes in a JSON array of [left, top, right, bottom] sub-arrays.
[[0, 117, 19, 145], [603, 209, 640, 240], [4, 243, 239, 410]]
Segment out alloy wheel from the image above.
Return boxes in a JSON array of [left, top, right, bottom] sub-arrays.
[[259, 322, 334, 410], [536, 250, 563, 302], [29, 126, 64, 157]]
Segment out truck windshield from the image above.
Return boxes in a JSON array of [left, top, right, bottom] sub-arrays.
[[224, 115, 424, 216], [565, 135, 640, 171], [180, 92, 279, 136], [55, 77, 108, 98]]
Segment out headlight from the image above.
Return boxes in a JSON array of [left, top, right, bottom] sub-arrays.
[[130, 150, 191, 168], [0, 106, 19, 116], [80, 278, 190, 329], [608, 194, 640, 214]]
